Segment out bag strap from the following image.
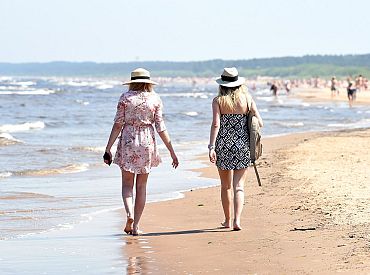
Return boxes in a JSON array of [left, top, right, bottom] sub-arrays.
[[246, 93, 252, 114], [253, 162, 262, 186]]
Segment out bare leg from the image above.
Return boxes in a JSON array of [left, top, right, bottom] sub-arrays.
[[232, 168, 248, 230], [132, 173, 149, 235], [218, 168, 232, 228], [121, 170, 135, 233]]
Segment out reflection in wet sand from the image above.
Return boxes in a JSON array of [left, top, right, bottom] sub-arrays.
[[122, 236, 159, 274]]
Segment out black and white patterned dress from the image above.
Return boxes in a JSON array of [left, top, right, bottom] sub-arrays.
[[215, 114, 251, 170]]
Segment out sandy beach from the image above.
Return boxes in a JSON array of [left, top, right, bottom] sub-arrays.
[[122, 129, 370, 274], [293, 87, 370, 105]]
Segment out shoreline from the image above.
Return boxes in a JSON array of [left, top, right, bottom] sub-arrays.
[[122, 128, 370, 274]]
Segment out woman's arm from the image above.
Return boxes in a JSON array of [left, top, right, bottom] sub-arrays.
[[158, 130, 179, 168], [251, 100, 264, 128], [104, 123, 123, 164], [209, 98, 220, 163]]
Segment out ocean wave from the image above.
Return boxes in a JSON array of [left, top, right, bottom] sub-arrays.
[[0, 76, 12, 82], [0, 86, 25, 90], [54, 79, 120, 89], [183, 111, 198, 117], [0, 121, 45, 133], [96, 84, 114, 90], [75, 99, 90, 105], [72, 146, 106, 153], [0, 133, 23, 146], [0, 89, 55, 95], [159, 92, 211, 98], [328, 119, 370, 128], [13, 163, 90, 177], [0, 172, 12, 178], [11, 81, 36, 87], [256, 96, 275, 102], [275, 121, 305, 128]]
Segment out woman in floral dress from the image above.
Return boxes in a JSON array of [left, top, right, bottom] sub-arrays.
[[104, 68, 179, 236]]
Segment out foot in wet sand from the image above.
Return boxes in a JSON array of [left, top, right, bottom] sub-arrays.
[[233, 221, 242, 231], [221, 220, 231, 228], [124, 217, 134, 235], [132, 228, 143, 236]]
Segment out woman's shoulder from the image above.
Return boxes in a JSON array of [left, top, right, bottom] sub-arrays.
[[118, 90, 134, 101]]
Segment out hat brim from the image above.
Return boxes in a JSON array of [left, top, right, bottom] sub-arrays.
[[215, 77, 245, 87], [122, 79, 158, 85]]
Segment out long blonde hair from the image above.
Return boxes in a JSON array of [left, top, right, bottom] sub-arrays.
[[217, 84, 251, 110], [129, 83, 153, 92]]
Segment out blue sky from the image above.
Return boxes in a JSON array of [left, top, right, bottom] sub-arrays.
[[0, 0, 369, 62]]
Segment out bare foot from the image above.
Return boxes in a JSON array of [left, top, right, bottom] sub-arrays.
[[221, 221, 231, 228], [132, 228, 143, 236], [233, 221, 242, 231], [124, 217, 134, 234]]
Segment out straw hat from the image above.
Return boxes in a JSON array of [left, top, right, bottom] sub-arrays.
[[123, 68, 158, 85], [215, 67, 245, 87]]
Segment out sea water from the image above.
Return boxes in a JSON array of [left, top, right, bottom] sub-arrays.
[[1, 76, 370, 240]]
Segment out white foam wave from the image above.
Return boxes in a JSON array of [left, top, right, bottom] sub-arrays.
[[75, 99, 90, 105], [14, 81, 36, 87], [0, 121, 45, 133], [276, 122, 304, 128], [327, 119, 370, 128], [0, 172, 12, 178], [14, 163, 90, 177], [259, 108, 269, 113], [256, 96, 274, 102], [54, 79, 120, 89], [0, 76, 12, 82], [0, 133, 23, 143], [159, 92, 212, 98], [0, 86, 24, 90], [96, 84, 114, 90], [184, 111, 198, 117], [0, 89, 55, 95], [73, 146, 106, 153]]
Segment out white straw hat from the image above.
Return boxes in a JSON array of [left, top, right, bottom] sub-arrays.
[[215, 67, 245, 87], [123, 68, 158, 85]]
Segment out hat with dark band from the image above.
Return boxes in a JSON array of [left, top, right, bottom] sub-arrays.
[[123, 68, 158, 85], [215, 67, 245, 87]]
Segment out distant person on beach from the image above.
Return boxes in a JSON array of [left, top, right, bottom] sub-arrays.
[[104, 68, 179, 236], [208, 67, 263, 231], [284, 80, 291, 94], [347, 79, 357, 107], [270, 82, 278, 96], [331, 76, 339, 97], [356, 74, 364, 92]]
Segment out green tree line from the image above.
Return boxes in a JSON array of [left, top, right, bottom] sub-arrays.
[[0, 54, 369, 78]]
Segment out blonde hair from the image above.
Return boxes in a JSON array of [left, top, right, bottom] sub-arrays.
[[217, 84, 250, 110], [129, 83, 153, 92]]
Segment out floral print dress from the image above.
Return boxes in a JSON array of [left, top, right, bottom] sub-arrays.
[[113, 90, 166, 174]]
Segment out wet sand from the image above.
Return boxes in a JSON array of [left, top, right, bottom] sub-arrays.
[[123, 129, 370, 274]]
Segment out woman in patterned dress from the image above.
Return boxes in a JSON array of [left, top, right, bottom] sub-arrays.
[[208, 67, 263, 231], [104, 68, 179, 236]]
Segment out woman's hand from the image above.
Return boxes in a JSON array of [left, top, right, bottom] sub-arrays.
[[209, 149, 217, 163], [103, 150, 112, 165], [170, 152, 179, 169]]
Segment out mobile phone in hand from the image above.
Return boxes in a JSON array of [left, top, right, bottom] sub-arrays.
[[103, 152, 112, 166]]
